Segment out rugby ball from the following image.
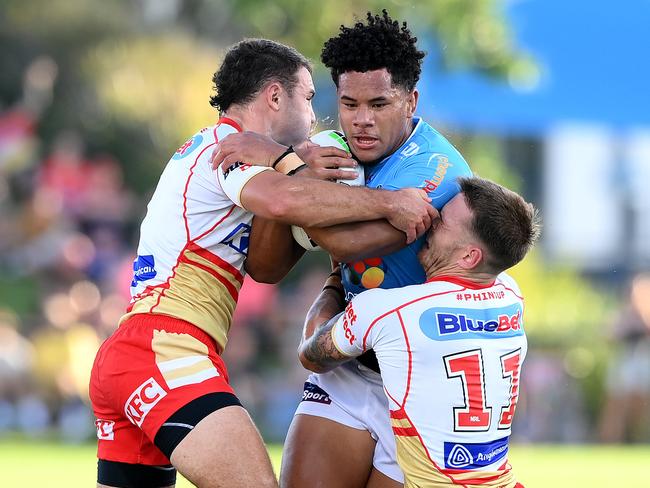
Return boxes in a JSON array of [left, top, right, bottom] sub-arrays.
[[291, 130, 365, 251], [309, 130, 365, 186]]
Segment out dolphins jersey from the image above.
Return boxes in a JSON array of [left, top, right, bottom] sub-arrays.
[[331, 274, 526, 488], [342, 117, 472, 300], [123, 118, 270, 350]]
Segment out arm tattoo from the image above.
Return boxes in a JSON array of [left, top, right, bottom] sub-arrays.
[[303, 317, 350, 369]]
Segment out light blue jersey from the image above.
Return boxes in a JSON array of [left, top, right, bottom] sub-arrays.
[[342, 117, 472, 299]]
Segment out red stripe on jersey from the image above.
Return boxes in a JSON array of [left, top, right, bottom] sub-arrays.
[[392, 426, 418, 437], [193, 204, 237, 243], [397, 310, 413, 408], [187, 242, 244, 284], [181, 140, 219, 241], [179, 252, 239, 301], [149, 249, 182, 313], [398, 407, 470, 487], [439, 469, 511, 485], [384, 387, 402, 409], [390, 408, 408, 420], [217, 117, 243, 132], [426, 275, 495, 289]]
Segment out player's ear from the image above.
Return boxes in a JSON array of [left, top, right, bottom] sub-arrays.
[[407, 89, 418, 117], [265, 82, 283, 112], [459, 245, 483, 270]]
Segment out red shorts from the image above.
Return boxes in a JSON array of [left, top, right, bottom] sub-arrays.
[[89, 314, 235, 465]]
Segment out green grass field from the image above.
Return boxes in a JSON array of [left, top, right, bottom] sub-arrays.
[[1, 439, 648, 487]]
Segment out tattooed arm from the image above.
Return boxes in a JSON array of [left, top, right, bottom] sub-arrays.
[[299, 312, 353, 373], [298, 269, 357, 373]]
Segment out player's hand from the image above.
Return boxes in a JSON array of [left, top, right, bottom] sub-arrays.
[[386, 188, 439, 244], [211, 132, 287, 171], [294, 140, 358, 181]]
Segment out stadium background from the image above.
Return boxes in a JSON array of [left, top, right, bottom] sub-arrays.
[[1, 0, 649, 485]]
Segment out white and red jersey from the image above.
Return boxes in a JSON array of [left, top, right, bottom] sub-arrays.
[[123, 118, 270, 350], [331, 274, 526, 488]]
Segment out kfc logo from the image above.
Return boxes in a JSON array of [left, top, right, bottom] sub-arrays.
[[124, 377, 167, 427], [95, 419, 115, 440]]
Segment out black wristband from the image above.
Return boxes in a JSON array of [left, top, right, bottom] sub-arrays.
[[287, 163, 307, 176], [272, 145, 295, 169], [323, 284, 345, 297]]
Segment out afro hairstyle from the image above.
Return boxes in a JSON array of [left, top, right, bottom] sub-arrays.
[[321, 10, 425, 92]]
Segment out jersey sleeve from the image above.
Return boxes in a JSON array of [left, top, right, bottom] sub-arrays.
[[331, 289, 385, 356], [382, 151, 472, 210], [216, 163, 272, 209]]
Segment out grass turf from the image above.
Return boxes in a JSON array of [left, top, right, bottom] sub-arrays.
[[1, 439, 647, 487]]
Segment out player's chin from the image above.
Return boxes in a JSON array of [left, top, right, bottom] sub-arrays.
[[350, 144, 385, 165]]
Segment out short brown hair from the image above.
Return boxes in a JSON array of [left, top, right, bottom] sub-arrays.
[[459, 176, 541, 273], [210, 39, 312, 113]]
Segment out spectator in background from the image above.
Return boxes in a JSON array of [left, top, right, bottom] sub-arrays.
[[599, 273, 650, 442]]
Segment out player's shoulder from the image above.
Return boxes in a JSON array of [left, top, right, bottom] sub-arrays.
[[174, 125, 218, 159], [351, 287, 394, 305], [350, 287, 409, 318], [495, 272, 524, 299], [401, 118, 467, 166]]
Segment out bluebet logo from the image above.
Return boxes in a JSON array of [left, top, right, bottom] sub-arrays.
[[419, 303, 523, 341], [131, 255, 157, 287], [444, 436, 509, 469]]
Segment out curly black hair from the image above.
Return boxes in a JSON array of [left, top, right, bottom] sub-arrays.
[[210, 39, 311, 113], [321, 10, 425, 91]]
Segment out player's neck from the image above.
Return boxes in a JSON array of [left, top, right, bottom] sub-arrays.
[[425, 264, 495, 287], [221, 105, 272, 136]]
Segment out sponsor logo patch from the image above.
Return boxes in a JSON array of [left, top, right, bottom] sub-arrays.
[[422, 154, 452, 194], [220, 222, 251, 255], [401, 142, 419, 158], [131, 254, 157, 287], [95, 419, 115, 440], [124, 377, 167, 427], [222, 161, 251, 180], [301, 382, 331, 405], [172, 134, 203, 160], [444, 436, 509, 469], [340, 302, 358, 345], [419, 304, 524, 341]]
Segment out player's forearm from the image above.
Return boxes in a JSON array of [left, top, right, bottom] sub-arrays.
[[305, 220, 407, 263], [303, 291, 344, 343], [300, 285, 348, 374], [241, 172, 396, 228], [244, 216, 305, 284]]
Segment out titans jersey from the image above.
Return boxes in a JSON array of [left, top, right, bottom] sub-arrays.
[[123, 117, 268, 351], [342, 117, 472, 300], [332, 274, 526, 488]]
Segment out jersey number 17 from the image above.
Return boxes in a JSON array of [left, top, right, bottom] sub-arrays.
[[443, 348, 522, 432]]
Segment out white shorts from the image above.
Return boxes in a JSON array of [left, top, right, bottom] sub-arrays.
[[294, 361, 404, 483]]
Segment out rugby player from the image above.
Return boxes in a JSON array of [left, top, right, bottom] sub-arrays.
[[211, 12, 474, 487], [299, 177, 540, 488], [89, 38, 436, 488]]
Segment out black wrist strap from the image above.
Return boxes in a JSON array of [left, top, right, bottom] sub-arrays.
[[323, 285, 344, 296], [287, 163, 307, 176], [272, 145, 295, 169]]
